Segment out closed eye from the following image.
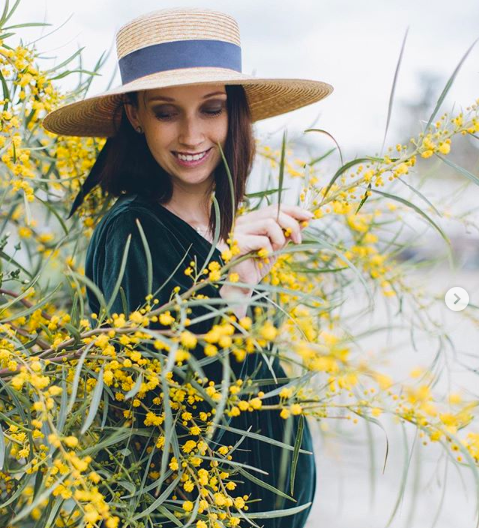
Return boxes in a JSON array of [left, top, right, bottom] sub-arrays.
[[153, 103, 226, 121]]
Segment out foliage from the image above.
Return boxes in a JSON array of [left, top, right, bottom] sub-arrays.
[[0, 2, 479, 527]]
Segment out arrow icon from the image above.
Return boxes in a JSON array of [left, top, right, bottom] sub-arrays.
[[445, 287, 469, 312]]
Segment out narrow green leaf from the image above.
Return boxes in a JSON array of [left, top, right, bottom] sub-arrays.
[[215, 423, 312, 454], [304, 128, 344, 167], [242, 501, 312, 519], [397, 177, 442, 217], [44, 47, 85, 73], [206, 353, 231, 441], [276, 130, 287, 223], [424, 37, 479, 133], [56, 369, 69, 434], [308, 147, 337, 167], [384, 422, 414, 527], [2, 22, 51, 30], [66, 342, 95, 417], [0, 422, 5, 470], [124, 372, 143, 401], [370, 189, 450, 246], [246, 187, 291, 199], [80, 365, 104, 434], [105, 234, 131, 314], [182, 495, 201, 528], [290, 415, 304, 494], [217, 140, 236, 216], [0, 67, 10, 103], [131, 471, 183, 520], [355, 182, 372, 214], [238, 468, 296, 502], [35, 195, 69, 236], [381, 27, 409, 155], [0, 0, 11, 26], [1, 0, 21, 26], [135, 218, 153, 295], [436, 153, 479, 186], [157, 505, 183, 527]]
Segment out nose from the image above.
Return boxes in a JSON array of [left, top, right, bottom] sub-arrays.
[[178, 116, 205, 149]]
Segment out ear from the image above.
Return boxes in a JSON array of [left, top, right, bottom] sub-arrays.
[[123, 99, 141, 130]]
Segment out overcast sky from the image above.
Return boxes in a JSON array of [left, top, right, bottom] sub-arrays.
[[10, 0, 479, 155]]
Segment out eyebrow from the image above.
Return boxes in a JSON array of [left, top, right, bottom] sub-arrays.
[[147, 91, 227, 103]]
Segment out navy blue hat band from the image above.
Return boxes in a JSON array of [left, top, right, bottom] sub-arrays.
[[119, 39, 242, 85]]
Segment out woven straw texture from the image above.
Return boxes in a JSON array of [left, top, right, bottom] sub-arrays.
[[42, 8, 334, 137]]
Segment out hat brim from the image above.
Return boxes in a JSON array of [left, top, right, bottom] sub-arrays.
[[42, 68, 333, 137]]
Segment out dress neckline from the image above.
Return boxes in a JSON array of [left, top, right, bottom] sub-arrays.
[[155, 201, 222, 256]]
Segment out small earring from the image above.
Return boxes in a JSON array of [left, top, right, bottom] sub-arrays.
[[136, 125, 143, 134]]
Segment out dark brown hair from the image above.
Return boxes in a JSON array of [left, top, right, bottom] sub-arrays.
[[99, 84, 256, 242]]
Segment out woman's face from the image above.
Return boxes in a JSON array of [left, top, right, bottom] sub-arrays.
[[125, 84, 228, 189]]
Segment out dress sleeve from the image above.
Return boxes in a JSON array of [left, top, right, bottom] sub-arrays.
[[101, 209, 182, 317]]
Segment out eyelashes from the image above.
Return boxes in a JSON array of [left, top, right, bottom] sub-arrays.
[[154, 108, 225, 121]]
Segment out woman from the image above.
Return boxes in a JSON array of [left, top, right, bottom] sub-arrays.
[[43, 8, 333, 527]]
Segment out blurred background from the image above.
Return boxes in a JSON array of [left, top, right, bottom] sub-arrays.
[[9, 1, 479, 526]]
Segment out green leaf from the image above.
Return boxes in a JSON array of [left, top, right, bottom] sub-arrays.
[[215, 423, 312, 454], [308, 147, 337, 167], [0, 0, 21, 26], [131, 471, 183, 520], [381, 27, 409, 155], [246, 187, 291, 199], [304, 128, 344, 167], [355, 182, 372, 214], [217, 139, 236, 215], [80, 366, 104, 434], [44, 47, 85, 73], [56, 370, 69, 435], [276, 130, 287, 223], [435, 153, 479, 186], [397, 177, 442, 217], [66, 342, 95, 417], [124, 372, 143, 401], [35, 195, 69, 236], [135, 218, 153, 295], [105, 234, 131, 314], [370, 189, 450, 246], [2, 22, 52, 30], [0, 422, 5, 470], [384, 422, 414, 527], [242, 501, 312, 519], [424, 37, 479, 133], [206, 353, 231, 441], [238, 468, 296, 502], [290, 415, 304, 495]]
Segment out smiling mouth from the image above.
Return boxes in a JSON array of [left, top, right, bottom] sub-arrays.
[[172, 148, 212, 161]]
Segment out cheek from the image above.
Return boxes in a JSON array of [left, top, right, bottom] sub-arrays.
[[146, 126, 174, 157], [213, 115, 228, 144]]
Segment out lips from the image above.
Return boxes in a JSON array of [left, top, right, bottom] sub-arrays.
[[172, 147, 213, 167], [173, 147, 212, 158]]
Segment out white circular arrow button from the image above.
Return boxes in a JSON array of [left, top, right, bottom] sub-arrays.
[[445, 287, 469, 312]]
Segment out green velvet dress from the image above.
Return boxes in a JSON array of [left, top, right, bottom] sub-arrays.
[[85, 193, 316, 527]]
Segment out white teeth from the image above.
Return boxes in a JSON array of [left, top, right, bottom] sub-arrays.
[[177, 150, 208, 162]]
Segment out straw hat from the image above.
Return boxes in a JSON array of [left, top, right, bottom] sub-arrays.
[[42, 7, 333, 138]]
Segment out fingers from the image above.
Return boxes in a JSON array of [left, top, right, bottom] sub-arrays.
[[236, 205, 312, 245], [275, 211, 304, 244], [234, 234, 274, 257]]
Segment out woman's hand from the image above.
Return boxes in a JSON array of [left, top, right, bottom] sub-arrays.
[[219, 205, 314, 312]]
